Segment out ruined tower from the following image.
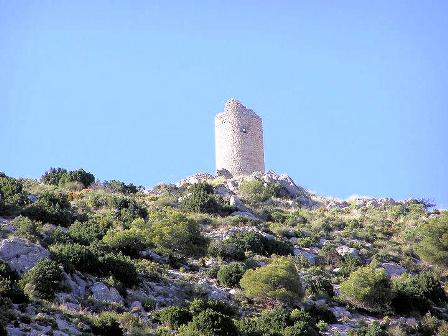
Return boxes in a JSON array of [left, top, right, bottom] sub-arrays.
[[215, 98, 265, 176]]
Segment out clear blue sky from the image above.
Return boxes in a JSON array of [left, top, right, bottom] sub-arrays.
[[1, 1, 447, 208]]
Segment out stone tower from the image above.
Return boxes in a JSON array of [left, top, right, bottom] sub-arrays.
[[215, 98, 265, 176]]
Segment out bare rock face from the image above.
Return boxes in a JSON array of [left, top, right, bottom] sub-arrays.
[[90, 282, 124, 305], [0, 237, 50, 274], [381, 262, 407, 277]]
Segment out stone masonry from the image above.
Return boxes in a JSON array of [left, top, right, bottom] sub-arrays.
[[215, 99, 265, 176]]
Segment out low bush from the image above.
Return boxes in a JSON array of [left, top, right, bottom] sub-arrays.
[[22, 191, 74, 226], [104, 180, 141, 194], [178, 308, 238, 336], [11, 215, 39, 242], [415, 212, 448, 267], [0, 173, 26, 215], [181, 182, 235, 215], [68, 219, 108, 245], [148, 210, 208, 258], [189, 298, 236, 318], [41, 167, 95, 188], [226, 231, 291, 257], [347, 321, 387, 336], [112, 196, 148, 225], [155, 306, 192, 329], [19, 258, 62, 300], [208, 240, 245, 261], [102, 228, 150, 257], [302, 268, 334, 298], [98, 252, 138, 287], [340, 266, 392, 313], [239, 179, 283, 203], [240, 257, 303, 304], [391, 272, 447, 314], [91, 311, 123, 336], [217, 262, 246, 288], [50, 242, 98, 273]]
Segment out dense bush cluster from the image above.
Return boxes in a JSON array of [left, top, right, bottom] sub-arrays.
[[208, 231, 291, 261], [181, 182, 235, 215], [41, 167, 95, 188], [0, 172, 26, 215], [239, 179, 284, 203], [22, 191, 75, 226]]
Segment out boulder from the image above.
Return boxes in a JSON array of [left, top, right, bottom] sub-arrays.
[[90, 282, 124, 305], [293, 247, 318, 265], [229, 195, 249, 212], [0, 237, 50, 274], [141, 248, 169, 264], [381, 262, 407, 277], [231, 211, 260, 222], [336, 245, 359, 258]]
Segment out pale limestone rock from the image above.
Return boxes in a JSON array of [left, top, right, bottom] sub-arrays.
[[0, 237, 50, 274], [381, 263, 407, 277], [90, 282, 124, 304]]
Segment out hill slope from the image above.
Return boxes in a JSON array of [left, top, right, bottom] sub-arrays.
[[0, 169, 447, 336]]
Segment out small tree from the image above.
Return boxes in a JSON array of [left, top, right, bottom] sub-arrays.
[[240, 257, 303, 304], [415, 212, 448, 267], [340, 266, 392, 313]]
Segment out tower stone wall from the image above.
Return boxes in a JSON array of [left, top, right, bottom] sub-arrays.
[[215, 99, 265, 176]]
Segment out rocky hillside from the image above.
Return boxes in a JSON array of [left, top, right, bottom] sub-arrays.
[[0, 168, 447, 336]]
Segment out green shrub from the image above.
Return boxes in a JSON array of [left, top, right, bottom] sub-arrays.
[[227, 231, 291, 257], [415, 212, 448, 267], [104, 180, 141, 194], [11, 215, 39, 242], [0, 260, 26, 303], [148, 210, 208, 258], [98, 252, 138, 287], [68, 219, 108, 245], [19, 258, 62, 300], [391, 272, 446, 314], [340, 266, 392, 312], [240, 257, 303, 304], [217, 262, 246, 287], [155, 306, 192, 329], [102, 228, 150, 257], [22, 191, 74, 226], [188, 298, 236, 317], [41, 167, 95, 188], [50, 243, 98, 273], [239, 179, 283, 203], [91, 311, 123, 336], [0, 173, 26, 215], [302, 268, 334, 298], [178, 309, 238, 336], [347, 321, 387, 336], [208, 240, 245, 261], [181, 182, 234, 215], [112, 196, 148, 225]]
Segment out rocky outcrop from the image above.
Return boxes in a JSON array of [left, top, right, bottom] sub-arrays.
[[0, 237, 50, 274], [89, 282, 124, 305]]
